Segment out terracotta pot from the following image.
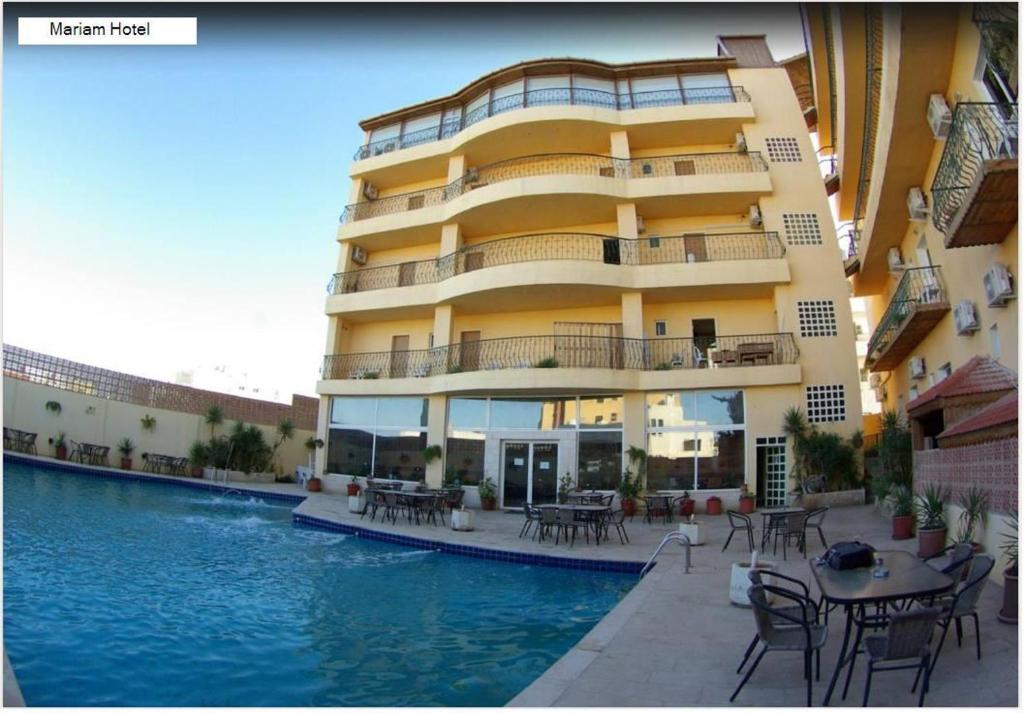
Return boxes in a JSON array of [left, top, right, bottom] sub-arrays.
[[917, 527, 947, 558], [739, 496, 755, 515], [891, 515, 914, 540], [999, 568, 1018, 624], [481, 497, 496, 511], [55, 445, 67, 461], [346, 483, 361, 496], [120, 457, 132, 471], [706, 497, 723, 516], [191, 466, 203, 478], [307, 478, 322, 493], [679, 499, 695, 517], [622, 498, 637, 517]]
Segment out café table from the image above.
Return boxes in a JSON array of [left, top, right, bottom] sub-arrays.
[[810, 550, 954, 705]]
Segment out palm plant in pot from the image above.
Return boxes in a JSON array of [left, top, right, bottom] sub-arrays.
[[998, 509, 1017, 624], [477, 476, 497, 511], [188, 440, 208, 478], [890, 485, 915, 540], [617, 467, 641, 517], [954, 485, 990, 553], [346, 474, 361, 496], [678, 490, 695, 517], [738, 483, 755, 514], [49, 432, 68, 460], [916, 484, 949, 557], [117, 437, 135, 470]]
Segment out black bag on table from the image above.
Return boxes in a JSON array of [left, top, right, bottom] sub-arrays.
[[823, 541, 876, 570]]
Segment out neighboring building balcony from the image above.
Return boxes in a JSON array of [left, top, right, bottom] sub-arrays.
[[931, 102, 1018, 248], [322, 332, 799, 384], [338, 151, 771, 240], [865, 266, 950, 372], [327, 231, 787, 307], [353, 85, 751, 161]]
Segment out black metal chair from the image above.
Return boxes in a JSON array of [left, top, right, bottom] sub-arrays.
[[737, 570, 820, 675], [723, 510, 755, 552], [731, 583, 828, 707], [804, 506, 829, 549], [774, 511, 809, 560], [861, 607, 943, 707], [555, 508, 580, 546], [603, 509, 630, 544], [519, 504, 539, 539]]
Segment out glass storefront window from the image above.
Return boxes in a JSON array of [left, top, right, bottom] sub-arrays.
[[693, 390, 745, 425], [376, 397, 428, 428], [489, 398, 574, 430], [577, 431, 622, 490], [372, 430, 427, 481], [696, 431, 745, 489], [646, 392, 697, 428], [646, 432, 697, 490], [577, 396, 623, 428], [448, 398, 488, 430], [326, 428, 373, 477], [330, 397, 375, 426], [444, 434, 485, 486]]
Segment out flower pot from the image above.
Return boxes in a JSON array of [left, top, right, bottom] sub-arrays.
[[677, 521, 705, 546], [999, 567, 1018, 624], [451, 509, 474, 531], [348, 494, 365, 514], [706, 496, 722, 516], [917, 527, 947, 558], [679, 499, 695, 517], [738, 496, 755, 515], [481, 497, 496, 511], [191, 466, 204, 478], [730, 561, 776, 607], [307, 478, 322, 493], [55, 445, 67, 461], [622, 498, 637, 517], [891, 515, 914, 540], [346, 483, 361, 496], [120, 457, 132, 470]]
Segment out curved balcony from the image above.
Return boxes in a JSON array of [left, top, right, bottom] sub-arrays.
[[865, 266, 950, 372], [354, 86, 751, 161], [328, 231, 786, 295]]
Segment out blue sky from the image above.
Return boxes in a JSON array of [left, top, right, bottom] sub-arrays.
[[3, 3, 805, 400]]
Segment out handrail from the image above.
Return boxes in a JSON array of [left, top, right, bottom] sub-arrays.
[[327, 231, 786, 294], [865, 266, 948, 362], [354, 85, 751, 160], [640, 531, 692, 578], [340, 150, 768, 223]]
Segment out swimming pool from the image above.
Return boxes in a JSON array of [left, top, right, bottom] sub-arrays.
[[3, 460, 634, 706]]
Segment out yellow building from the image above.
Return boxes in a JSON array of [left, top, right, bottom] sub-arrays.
[[801, 3, 1017, 414], [315, 42, 863, 509]]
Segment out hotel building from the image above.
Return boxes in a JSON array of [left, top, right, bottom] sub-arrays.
[[314, 39, 863, 509]]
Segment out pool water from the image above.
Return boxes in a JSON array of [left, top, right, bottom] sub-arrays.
[[3, 461, 634, 706]]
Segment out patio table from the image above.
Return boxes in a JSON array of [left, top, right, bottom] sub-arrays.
[[811, 550, 954, 705], [76, 442, 110, 467], [4, 428, 38, 455], [536, 504, 611, 544]]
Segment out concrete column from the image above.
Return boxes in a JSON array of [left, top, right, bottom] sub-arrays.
[[324, 316, 343, 355], [616, 203, 639, 239], [621, 392, 647, 487], [621, 292, 644, 340], [440, 223, 463, 256], [447, 155, 467, 184], [336, 242, 355, 273], [315, 397, 330, 476], [432, 305, 455, 347], [347, 177, 365, 205], [425, 394, 448, 487], [609, 130, 631, 159]]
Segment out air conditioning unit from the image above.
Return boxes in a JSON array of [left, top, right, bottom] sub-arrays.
[[983, 263, 1015, 306], [636, 215, 646, 234], [868, 373, 882, 389], [735, 132, 748, 152], [954, 300, 980, 335], [907, 187, 929, 220], [927, 94, 952, 139], [362, 183, 379, 200], [909, 357, 926, 380], [748, 204, 763, 228], [351, 245, 368, 265], [887, 247, 905, 273], [874, 386, 888, 402]]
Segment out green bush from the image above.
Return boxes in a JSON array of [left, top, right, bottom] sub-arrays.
[[535, 357, 559, 368]]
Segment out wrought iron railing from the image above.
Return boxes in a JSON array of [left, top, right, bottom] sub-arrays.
[[340, 150, 768, 223], [853, 4, 884, 227], [327, 231, 786, 294], [354, 85, 751, 160], [931, 102, 1019, 234], [865, 266, 948, 362], [973, 4, 1018, 98], [822, 5, 839, 150], [321, 332, 799, 380]]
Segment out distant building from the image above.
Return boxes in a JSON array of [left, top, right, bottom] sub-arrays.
[[175, 364, 284, 404]]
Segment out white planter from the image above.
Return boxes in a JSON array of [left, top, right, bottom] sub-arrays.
[[451, 509, 474, 531], [730, 561, 777, 607], [677, 521, 705, 546], [348, 494, 366, 514]]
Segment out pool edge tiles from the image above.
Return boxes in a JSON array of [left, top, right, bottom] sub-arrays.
[[292, 512, 645, 574]]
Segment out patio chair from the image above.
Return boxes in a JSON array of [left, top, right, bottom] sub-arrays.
[[555, 508, 580, 547], [68, 440, 84, 464], [382, 491, 402, 524], [519, 504, 539, 539], [603, 509, 629, 544], [2, 428, 12, 450], [738, 570, 820, 674], [445, 489, 465, 513], [804, 506, 829, 549], [412, 495, 436, 526], [20, 432, 38, 455], [730, 583, 828, 707], [723, 510, 755, 552], [925, 542, 975, 579], [643, 495, 672, 525], [773, 511, 809, 560], [430, 494, 447, 526], [860, 606, 943, 707], [537, 507, 559, 543]]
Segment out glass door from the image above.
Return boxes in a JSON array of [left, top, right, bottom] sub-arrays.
[[502, 442, 530, 508], [530, 443, 558, 504], [501, 441, 559, 508]]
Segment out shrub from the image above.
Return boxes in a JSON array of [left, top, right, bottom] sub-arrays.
[[535, 357, 559, 368]]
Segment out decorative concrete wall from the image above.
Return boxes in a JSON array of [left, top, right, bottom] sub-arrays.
[[914, 438, 1018, 514], [793, 487, 866, 509]]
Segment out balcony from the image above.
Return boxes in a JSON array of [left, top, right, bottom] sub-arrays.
[[340, 150, 769, 230], [353, 85, 751, 161], [328, 231, 786, 295], [322, 332, 799, 381], [931, 102, 1018, 248], [865, 267, 950, 372]]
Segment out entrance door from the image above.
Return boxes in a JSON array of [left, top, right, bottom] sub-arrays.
[[755, 436, 787, 507], [390, 335, 410, 378], [501, 441, 559, 508], [459, 331, 481, 371]]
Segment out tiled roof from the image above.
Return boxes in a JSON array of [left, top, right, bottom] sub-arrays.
[[907, 355, 1018, 413], [939, 391, 1018, 440]]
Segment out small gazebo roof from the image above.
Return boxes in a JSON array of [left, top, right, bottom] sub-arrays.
[[906, 355, 1017, 416], [937, 391, 1018, 445]]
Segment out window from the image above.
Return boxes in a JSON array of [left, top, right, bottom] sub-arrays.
[[937, 363, 953, 381], [654, 320, 667, 336], [577, 431, 622, 490], [805, 384, 847, 423], [797, 300, 838, 337], [489, 397, 575, 429], [327, 397, 430, 480], [909, 386, 919, 401], [765, 137, 802, 162], [990, 324, 1002, 360], [782, 213, 822, 245], [444, 433, 484, 486], [447, 397, 488, 429]]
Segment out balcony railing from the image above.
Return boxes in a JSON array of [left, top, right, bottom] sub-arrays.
[[327, 231, 786, 294], [865, 266, 949, 367], [321, 332, 799, 380], [973, 4, 1017, 98], [354, 85, 751, 160], [930, 102, 1018, 240], [340, 150, 768, 223]]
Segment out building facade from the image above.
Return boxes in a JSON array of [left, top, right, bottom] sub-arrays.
[[801, 2, 1017, 415], [315, 46, 862, 508]]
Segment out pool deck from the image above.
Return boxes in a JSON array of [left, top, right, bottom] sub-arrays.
[[5, 452, 1018, 707]]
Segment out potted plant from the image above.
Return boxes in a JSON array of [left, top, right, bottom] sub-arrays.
[[916, 484, 949, 557], [307, 474, 323, 492], [117, 437, 135, 470], [706, 495, 723, 516], [558, 472, 574, 504], [998, 509, 1017, 624], [346, 474, 361, 497], [45, 400, 62, 415], [140, 414, 156, 432], [188, 441, 208, 477], [49, 432, 68, 460], [423, 444, 442, 466], [955, 485, 990, 553], [617, 467, 640, 517], [738, 484, 755, 514], [890, 484, 915, 540], [678, 490, 695, 517], [478, 476, 497, 510]]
